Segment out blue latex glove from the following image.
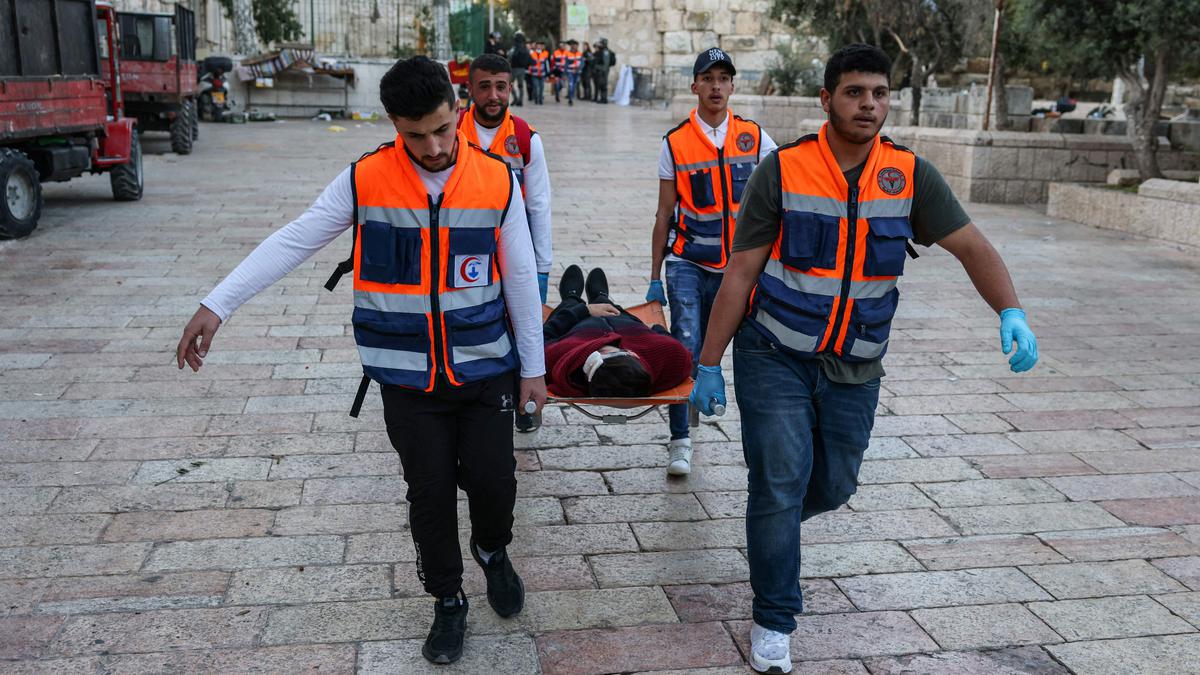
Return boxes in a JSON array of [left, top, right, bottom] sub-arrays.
[[689, 364, 726, 416], [999, 308, 1038, 373], [537, 273, 549, 305], [646, 279, 667, 305]]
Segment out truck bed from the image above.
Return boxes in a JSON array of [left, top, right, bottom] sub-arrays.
[[0, 78, 108, 142]]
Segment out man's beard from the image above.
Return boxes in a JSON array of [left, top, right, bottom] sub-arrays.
[[828, 106, 883, 145], [406, 140, 457, 173], [475, 101, 508, 125]]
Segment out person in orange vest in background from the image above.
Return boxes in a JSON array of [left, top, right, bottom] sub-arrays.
[[648, 48, 777, 476], [175, 56, 546, 666], [564, 39, 584, 106], [688, 44, 1039, 673], [458, 53, 554, 431], [551, 40, 569, 103], [529, 40, 549, 105]]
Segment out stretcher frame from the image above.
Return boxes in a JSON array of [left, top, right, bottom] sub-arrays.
[[542, 301, 698, 425]]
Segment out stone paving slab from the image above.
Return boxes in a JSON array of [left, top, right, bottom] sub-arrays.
[[3, 102, 1200, 672]]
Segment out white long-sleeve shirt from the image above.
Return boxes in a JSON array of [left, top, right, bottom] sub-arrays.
[[201, 154, 546, 378], [475, 120, 552, 274]]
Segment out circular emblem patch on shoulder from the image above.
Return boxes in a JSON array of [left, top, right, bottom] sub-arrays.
[[877, 167, 906, 195], [736, 132, 755, 152], [504, 134, 520, 155]]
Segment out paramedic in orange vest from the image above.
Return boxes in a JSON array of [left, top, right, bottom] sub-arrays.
[[689, 44, 1039, 673], [175, 56, 545, 666], [459, 53, 555, 432], [529, 40, 549, 105], [551, 40, 569, 103], [649, 48, 777, 476]]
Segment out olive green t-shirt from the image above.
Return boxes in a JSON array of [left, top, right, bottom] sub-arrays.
[[733, 149, 971, 384]]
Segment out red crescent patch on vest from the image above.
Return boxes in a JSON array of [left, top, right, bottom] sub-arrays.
[[736, 132, 755, 152], [877, 167, 906, 195], [504, 135, 520, 155]]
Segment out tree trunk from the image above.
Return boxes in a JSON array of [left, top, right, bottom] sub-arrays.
[[1122, 51, 1168, 180], [994, 53, 1009, 131], [232, 0, 258, 55], [432, 0, 451, 60], [909, 53, 922, 126]]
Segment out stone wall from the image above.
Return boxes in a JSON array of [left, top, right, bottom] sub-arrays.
[[1047, 180, 1200, 248], [569, 0, 794, 97]]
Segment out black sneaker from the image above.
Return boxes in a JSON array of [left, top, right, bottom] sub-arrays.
[[422, 591, 468, 664], [470, 537, 525, 617], [585, 267, 609, 304], [559, 264, 584, 302], [515, 411, 542, 433]]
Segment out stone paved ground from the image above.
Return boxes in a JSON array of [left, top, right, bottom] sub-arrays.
[[2, 101, 1200, 674]]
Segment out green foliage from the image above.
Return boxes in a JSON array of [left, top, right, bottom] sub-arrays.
[[509, 0, 561, 43], [216, 0, 304, 48], [766, 40, 823, 97], [1009, 0, 1200, 80]]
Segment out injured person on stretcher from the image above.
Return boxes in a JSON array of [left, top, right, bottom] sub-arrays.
[[543, 264, 692, 398], [515, 264, 694, 432]]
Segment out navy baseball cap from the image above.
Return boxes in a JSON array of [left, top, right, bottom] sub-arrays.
[[694, 48, 736, 76]]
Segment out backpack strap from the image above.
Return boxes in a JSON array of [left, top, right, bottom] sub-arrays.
[[324, 161, 359, 291], [511, 115, 533, 166]]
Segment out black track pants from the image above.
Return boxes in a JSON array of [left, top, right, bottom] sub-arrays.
[[381, 371, 517, 598]]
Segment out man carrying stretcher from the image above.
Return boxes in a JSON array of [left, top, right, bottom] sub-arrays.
[[543, 265, 692, 398]]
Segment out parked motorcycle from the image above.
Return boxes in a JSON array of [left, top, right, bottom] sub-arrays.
[[197, 56, 234, 122]]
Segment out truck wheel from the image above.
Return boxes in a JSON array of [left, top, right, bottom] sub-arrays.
[[110, 132, 144, 201], [171, 100, 195, 155], [0, 148, 43, 239]]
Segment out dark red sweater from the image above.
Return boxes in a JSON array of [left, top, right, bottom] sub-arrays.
[[545, 324, 693, 396]]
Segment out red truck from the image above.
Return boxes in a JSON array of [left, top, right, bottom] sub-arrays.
[[109, 5, 200, 155], [0, 0, 143, 238]]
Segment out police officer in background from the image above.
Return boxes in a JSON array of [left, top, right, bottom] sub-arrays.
[[176, 57, 545, 666]]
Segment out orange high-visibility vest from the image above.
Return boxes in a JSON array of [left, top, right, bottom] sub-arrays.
[[552, 48, 568, 72], [351, 131, 518, 392], [663, 109, 762, 269], [566, 50, 583, 74], [530, 50, 549, 77], [746, 122, 916, 362], [457, 109, 536, 194]]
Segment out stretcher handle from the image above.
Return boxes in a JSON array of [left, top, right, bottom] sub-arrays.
[[711, 401, 726, 416], [523, 400, 538, 414]]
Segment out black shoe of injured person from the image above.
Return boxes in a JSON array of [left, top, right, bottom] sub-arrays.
[[585, 267, 609, 304], [470, 536, 525, 617], [422, 591, 468, 664], [559, 264, 584, 301]]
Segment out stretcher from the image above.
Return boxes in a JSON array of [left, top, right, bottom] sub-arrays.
[[541, 301, 707, 425]]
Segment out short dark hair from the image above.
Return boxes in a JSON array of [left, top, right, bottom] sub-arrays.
[[379, 56, 456, 120], [469, 53, 511, 80], [588, 355, 652, 397], [824, 43, 892, 93]]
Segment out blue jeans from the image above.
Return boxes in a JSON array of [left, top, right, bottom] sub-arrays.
[[733, 323, 880, 634], [666, 260, 724, 440], [530, 75, 544, 104], [567, 72, 580, 100]]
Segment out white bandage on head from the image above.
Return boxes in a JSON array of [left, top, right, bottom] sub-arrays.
[[582, 349, 633, 382], [582, 351, 606, 382]]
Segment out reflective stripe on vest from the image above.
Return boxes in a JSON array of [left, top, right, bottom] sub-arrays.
[[351, 131, 518, 391], [531, 51, 549, 77], [665, 109, 761, 270], [747, 122, 916, 363], [457, 110, 534, 193]]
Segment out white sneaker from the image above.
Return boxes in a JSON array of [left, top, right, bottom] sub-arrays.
[[667, 438, 692, 476], [749, 622, 792, 674]]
